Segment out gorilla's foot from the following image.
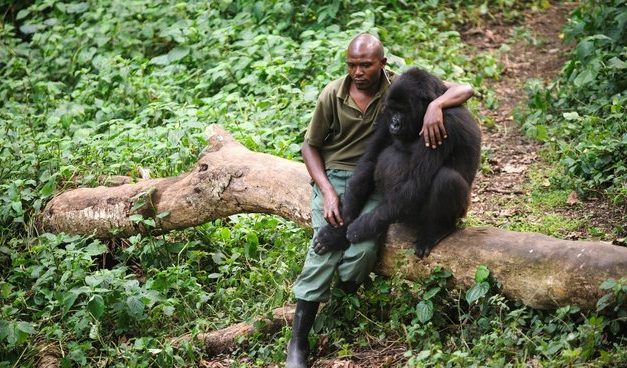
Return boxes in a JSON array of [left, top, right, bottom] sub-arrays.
[[414, 228, 456, 258], [313, 225, 349, 255], [346, 216, 381, 243], [337, 280, 361, 294]]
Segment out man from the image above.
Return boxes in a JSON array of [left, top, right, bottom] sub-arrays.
[[287, 33, 474, 368]]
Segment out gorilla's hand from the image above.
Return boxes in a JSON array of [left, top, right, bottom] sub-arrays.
[[313, 224, 350, 255]]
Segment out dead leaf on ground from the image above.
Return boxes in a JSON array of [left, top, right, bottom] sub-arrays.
[[502, 164, 527, 174], [566, 191, 579, 206]]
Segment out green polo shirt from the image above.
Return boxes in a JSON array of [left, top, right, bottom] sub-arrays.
[[304, 70, 396, 171]]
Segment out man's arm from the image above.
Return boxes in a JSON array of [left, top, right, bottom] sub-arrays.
[[302, 143, 343, 227], [420, 81, 475, 148]]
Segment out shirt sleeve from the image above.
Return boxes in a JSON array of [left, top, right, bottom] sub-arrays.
[[304, 86, 334, 147]]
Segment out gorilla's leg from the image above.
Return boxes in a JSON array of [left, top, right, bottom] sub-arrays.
[[414, 167, 469, 257]]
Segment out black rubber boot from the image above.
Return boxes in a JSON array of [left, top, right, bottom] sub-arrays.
[[286, 299, 320, 368], [337, 280, 360, 294]]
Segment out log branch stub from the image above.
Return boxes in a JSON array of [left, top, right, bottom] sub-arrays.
[[171, 305, 295, 355], [39, 124, 627, 310]]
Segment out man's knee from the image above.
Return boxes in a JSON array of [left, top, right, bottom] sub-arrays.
[[337, 241, 378, 283]]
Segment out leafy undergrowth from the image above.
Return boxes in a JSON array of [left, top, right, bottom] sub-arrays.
[[516, 0, 627, 205], [1, 0, 625, 367]]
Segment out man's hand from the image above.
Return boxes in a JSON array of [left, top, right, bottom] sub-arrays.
[[420, 101, 447, 149], [322, 190, 344, 227]]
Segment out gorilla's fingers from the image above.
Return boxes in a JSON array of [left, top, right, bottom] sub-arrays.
[[313, 240, 328, 255], [414, 246, 428, 258]]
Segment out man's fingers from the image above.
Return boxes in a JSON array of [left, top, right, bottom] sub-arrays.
[[439, 122, 448, 141], [432, 127, 442, 146], [331, 210, 344, 227], [325, 209, 343, 227], [428, 128, 437, 149], [324, 210, 337, 227], [420, 127, 430, 147]]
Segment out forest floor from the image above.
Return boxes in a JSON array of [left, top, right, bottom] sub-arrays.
[[203, 2, 624, 367]]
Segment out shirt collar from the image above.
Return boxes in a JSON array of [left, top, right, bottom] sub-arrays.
[[337, 69, 394, 103]]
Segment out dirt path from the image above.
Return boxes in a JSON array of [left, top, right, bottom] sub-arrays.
[[463, 3, 574, 231]]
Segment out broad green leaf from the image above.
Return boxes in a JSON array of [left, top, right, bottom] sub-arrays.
[[600, 279, 616, 290], [573, 69, 596, 88], [87, 295, 105, 320], [575, 40, 594, 61], [129, 214, 144, 223], [423, 287, 440, 300], [16, 9, 30, 20], [126, 296, 145, 318], [150, 55, 170, 66], [157, 211, 170, 219], [19, 23, 45, 34], [0, 320, 8, 340], [608, 57, 626, 70], [85, 275, 104, 287], [62, 291, 79, 313], [11, 201, 22, 214], [65, 2, 89, 14], [162, 306, 175, 316], [142, 218, 156, 227], [475, 265, 490, 283], [596, 293, 612, 312], [416, 300, 433, 323], [16, 321, 36, 334], [562, 112, 580, 121], [167, 47, 189, 63], [84, 241, 108, 256], [466, 281, 490, 304]]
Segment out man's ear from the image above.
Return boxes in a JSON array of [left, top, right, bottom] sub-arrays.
[[381, 57, 388, 68]]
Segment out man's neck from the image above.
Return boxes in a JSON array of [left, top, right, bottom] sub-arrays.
[[349, 82, 379, 112]]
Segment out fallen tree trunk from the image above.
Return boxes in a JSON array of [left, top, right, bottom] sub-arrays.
[[171, 305, 295, 355], [39, 124, 627, 310]]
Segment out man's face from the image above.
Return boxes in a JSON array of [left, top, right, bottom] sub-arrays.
[[346, 47, 385, 92]]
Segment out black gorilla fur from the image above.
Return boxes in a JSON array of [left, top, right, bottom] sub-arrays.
[[314, 67, 481, 257]]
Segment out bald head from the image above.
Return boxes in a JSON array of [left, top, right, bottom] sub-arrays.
[[346, 33, 387, 93], [347, 33, 384, 59]]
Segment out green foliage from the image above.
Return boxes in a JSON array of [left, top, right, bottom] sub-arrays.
[[1, 0, 625, 366], [517, 0, 627, 204]]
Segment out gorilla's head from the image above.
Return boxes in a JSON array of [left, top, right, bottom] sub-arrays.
[[380, 90, 424, 143], [379, 67, 448, 143]]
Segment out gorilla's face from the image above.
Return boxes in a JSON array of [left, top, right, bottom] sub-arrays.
[[383, 99, 420, 143]]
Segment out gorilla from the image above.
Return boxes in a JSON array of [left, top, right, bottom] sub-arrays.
[[314, 67, 481, 257]]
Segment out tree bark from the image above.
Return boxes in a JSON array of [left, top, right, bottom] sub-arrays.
[[39, 124, 627, 310]]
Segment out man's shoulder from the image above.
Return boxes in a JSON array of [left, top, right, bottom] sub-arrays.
[[318, 75, 349, 100]]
